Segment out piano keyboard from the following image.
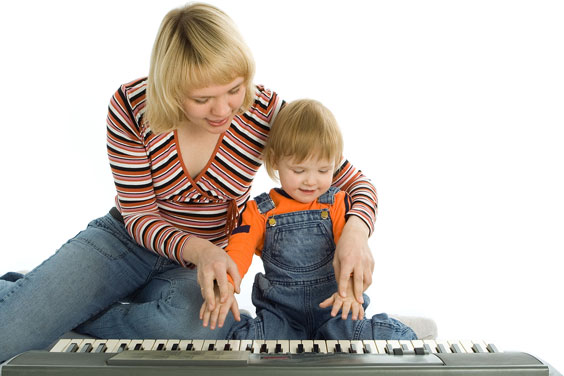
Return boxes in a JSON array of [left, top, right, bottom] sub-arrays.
[[1, 338, 555, 376], [48, 338, 500, 355]]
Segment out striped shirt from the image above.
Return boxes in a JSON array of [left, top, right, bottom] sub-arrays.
[[106, 77, 378, 266]]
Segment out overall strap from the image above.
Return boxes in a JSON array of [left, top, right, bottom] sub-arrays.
[[317, 186, 340, 205], [254, 192, 276, 214]]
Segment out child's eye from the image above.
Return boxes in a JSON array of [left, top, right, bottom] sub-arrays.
[[229, 87, 241, 95], [293, 170, 304, 174], [194, 98, 208, 104], [319, 170, 329, 174]]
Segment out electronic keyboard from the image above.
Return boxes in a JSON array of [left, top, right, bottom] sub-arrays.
[[1, 338, 561, 375]]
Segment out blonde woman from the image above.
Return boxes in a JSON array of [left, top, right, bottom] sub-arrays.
[[0, 3, 377, 361]]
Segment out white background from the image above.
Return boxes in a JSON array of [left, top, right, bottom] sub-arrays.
[[1, 0, 562, 371]]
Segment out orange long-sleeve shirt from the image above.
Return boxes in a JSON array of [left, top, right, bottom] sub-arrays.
[[226, 188, 351, 283]]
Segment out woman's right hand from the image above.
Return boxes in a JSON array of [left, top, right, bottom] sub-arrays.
[[183, 237, 242, 311]]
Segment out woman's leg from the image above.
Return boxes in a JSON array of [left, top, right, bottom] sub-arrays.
[[0, 213, 158, 362], [76, 266, 240, 340]]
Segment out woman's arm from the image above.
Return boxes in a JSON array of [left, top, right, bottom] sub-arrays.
[[331, 158, 377, 303]]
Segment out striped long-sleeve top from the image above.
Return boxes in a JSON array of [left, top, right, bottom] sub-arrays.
[[106, 77, 378, 267]]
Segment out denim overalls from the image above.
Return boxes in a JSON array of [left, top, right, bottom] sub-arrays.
[[230, 187, 416, 341]]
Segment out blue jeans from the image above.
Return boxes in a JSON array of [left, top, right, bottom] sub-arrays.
[[0, 211, 235, 362], [229, 188, 416, 340]]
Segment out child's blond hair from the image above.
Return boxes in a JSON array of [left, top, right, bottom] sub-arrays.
[[263, 99, 343, 181], [145, 3, 255, 134]]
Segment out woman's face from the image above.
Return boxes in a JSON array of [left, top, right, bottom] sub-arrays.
[[181, 76, 246, 135]]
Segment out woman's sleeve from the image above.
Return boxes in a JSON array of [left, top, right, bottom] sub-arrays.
[[331, 158, 378, 236], [106, 84, 192, 266]]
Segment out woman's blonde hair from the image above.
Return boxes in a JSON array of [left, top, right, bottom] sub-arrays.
[[145, 3, 255, 134], [263, 99, 344, 181]]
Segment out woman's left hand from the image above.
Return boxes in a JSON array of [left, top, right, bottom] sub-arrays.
[[333, 216, 374, 304]]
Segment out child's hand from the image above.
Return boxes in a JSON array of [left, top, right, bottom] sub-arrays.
[[199, 282, 240, 330], [319, 277, 364, 320]]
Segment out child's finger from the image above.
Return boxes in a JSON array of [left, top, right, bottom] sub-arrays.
[[318, 296, 334, 308], [331, 299, 342, 318], [341, 300, 351, 320]]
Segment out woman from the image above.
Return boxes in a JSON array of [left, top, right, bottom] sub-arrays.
[[0, 3, 376, 362]]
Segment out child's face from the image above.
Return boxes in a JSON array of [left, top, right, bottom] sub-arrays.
[[275, 155, 335, 203]]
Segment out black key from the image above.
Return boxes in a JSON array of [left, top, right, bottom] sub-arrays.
[[349, 343, 357, 353], [156, 343, 165, 351], [171, 343, 179, 351], [65, 343, 79, 353], [335, 343, 343, 353], [313, 344, 320, 353], [363, 344, 371, 354], [451, 344, 463, 353], [423, 344, 434, 354], [260, 344, 268, 353], [208, 343, 215, 351], [79, 343, 93, 353], [224, 344, 231, 351], [94, 344, 107, 353], [186, 343, 194, 351], [385, 344, 394, 354], [393, 347, 404, 355], [117, 343, 128, 353], [134, 343, 143, 351], [297, 344, 305, 353], [275, 344, 283, 353], [472, 343, 485, 353], [245, 343, 252, 352], [437, 343, 448, 353], [414, 347, 426, 355], [487, 343, 499, 353]]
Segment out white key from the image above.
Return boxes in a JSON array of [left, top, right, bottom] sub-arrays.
[[290, 340, 303, 353], [215, 340, 229, 351], [239, 340, 253, 352], [325, 340, 339, 353], [301, 340, 314, 352], [435, 340, 453, 353], [399, 340, 414, 352], [460, 339, 475, 353], [313, 340, 327, 353], [141, 340, 156, 351], [423, 339, 438, 353], [166, 339, 180, 351], [128, 339, 144, 351], [448, 340, 466, 353], [191, 340, 205, 351], [50, 339, 72, 352], [227, 340, 241, 351], [350, 340, 364, 353], [411, 340, 425, 350], [252, 340, 265, 354], [338, 340, 351, 353], [387, 340, 400, 354], [375, 340, 388, 354], [362, 340, 378, 354], [151, 339, 168, 351], [203, 339, 217, 351], [178, 340, 192, 351], [104, 339, 122, 353], [265, 340, 277, 353]]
